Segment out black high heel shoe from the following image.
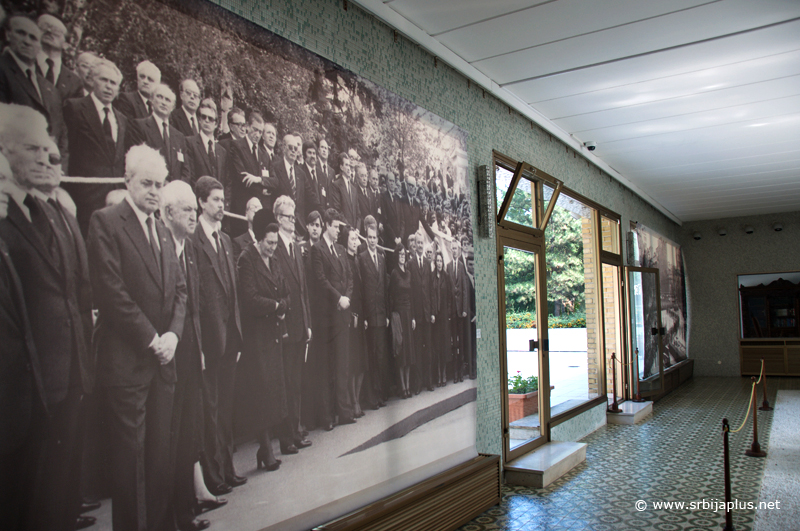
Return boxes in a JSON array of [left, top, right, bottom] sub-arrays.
[[256, 447, 280, 471]]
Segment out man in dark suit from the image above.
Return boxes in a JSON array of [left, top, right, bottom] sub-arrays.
[[355, 162, 376, 230], [316, 138, 333, 208], [447, 239, 470, 384], [329, 153, 360, 229], [466, 249, 477, 380], [228, 110, 269, 217], [216, 106, 246, 150], [0, 15, 68, 170], [302, 140, 327, 211], [73, 51, 100, 99], [232, 196, 261, 259], [113, 59, 160, 120], [310, 208, 355, 428], [358, 220, 390, 406], [408, 232, 434, 392], [266, 133, 319, 235], [36, 15, 82, 101], [273, 195, 313, 454], [62, 58, 128, 235], [87, 144, 187, 531], [192, 176, 245, 494], [185, 98, 227, 186], [0, 106, 94, 530], [380, 171, 404, 271], [160, 180, 214, 531], [170, 79, 201, 139], [126, 82, 192, 183]]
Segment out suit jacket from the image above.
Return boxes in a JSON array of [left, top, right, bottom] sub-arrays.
[[170, 107, 199, 139], [126, 115, 192, 183], [380, 191, 404, 248], [0, 51, 68, 167], [266, 158, 319, 234], [273, 234, 310, 343], [87, 199, 186, 386], [329, 176, 360, 229], [308, 161, 330, 211], [356, 185, 377, 228], [185, 134, 228, 185], [228, 137, 271, 216], [233, 230, 254, 260], [0, 236, 45, 454], [175, 238, 203, 376], [0, 198, 93, 404], [447, 258, 470, 317], [193, 225, 242, 362], [38, 60, 83, 101], [358, 248, 388, 327], [62, 95, 128, 233], [408, 253, 433, 322], [310, 238, 352, 334], [113, 90, 149, 121]]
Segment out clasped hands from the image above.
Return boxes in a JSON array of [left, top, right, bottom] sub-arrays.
[[150, 332, 178, 365]]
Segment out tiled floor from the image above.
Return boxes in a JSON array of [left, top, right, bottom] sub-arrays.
[[460, 376, 799, 531]]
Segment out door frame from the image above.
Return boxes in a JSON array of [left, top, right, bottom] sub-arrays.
[[623, 266, 665, 399]]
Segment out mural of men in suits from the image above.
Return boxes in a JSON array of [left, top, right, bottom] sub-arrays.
[[126, 83, 192, 183], [0, 15, 67, 170], [265, 133, 319, 236], [272, 195, 313, 454], [171, 79, 201, 138], [0, 107, 93, 530], [310, 208, 355, 429], [87, 144, 187, 531], [62, 59, 128, 235], [114, 59, 160, 121], [185, 98, 227, 185], [36, 15, 83, 101], [192, 176, 245, 494]]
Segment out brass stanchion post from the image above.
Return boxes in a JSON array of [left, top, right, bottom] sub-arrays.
[[608, 353, 621, 413], [745, 377, 767, 457], [722, 419, 734, 531], [758, 359, 773, 411], [632, 348, 645, 403]]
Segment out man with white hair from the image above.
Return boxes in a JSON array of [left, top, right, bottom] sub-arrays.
[[36, 14, 82, 100], [87, 144, 187, 531], [171, 78, 201, 138], [0, 102, 94, 530], [63, 58, 128, 234], [161, 180, 215, 531], [126, 82, 191, 182], [114, 59, 160, 120], [233, 196, 261, 258]]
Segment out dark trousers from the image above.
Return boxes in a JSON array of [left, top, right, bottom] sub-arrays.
[[365, 324, 389, 403], [106, 377, 175, 531], [1, 387, 84, 531], [202, 325, 239, 487], [413, 318, 432, 391], [172, 333, 203, 529], [454, 315, 470, 381], [282, 340, 304, 445], [302, 324, 331, 428], [331, 327, 354, 422]]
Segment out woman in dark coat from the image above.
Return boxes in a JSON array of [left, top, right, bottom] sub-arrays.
[[389, 244, 415, 398], [344, 225, 367, 417], [431, 251, 453, 387], [300, 210, 323, 431], [237, 214, 288, 472]]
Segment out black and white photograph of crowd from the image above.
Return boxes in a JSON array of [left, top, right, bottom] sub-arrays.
[[0, 0, 478, 529]]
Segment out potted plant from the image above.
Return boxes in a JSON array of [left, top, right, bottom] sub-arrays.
[[507, 372, 552, 422]]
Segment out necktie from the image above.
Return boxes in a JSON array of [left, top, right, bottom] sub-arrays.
[[146, 100, 152, 115], [310, 165, 317, 184], [162, 121, 170, 154], [252, 143, 258, 164], [207, 139, 217, 176], [191, 116, 198, 135], [289, 242, 295, 260], [24, 195, 54, 248], [45, 58, 55, 84], [47, 197, 71, 237], [213, 230, 226, 271], [103, 107, 115, 148], [26, 69, 41, 102], [329, 243, 336, 259], [146, 217, 161, 276], [373, 252, 378, 270], [289, 165, 296, 199], [179, 249, 186, 276]]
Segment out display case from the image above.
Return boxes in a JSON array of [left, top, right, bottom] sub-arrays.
[[739, 278, 799, 339]]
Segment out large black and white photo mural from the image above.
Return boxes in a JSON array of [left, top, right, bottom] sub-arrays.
[[0, 0, 477, 529]]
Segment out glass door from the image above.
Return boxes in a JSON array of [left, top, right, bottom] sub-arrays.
[[625, 267, 664, 398], [602, 263, 626, 402]]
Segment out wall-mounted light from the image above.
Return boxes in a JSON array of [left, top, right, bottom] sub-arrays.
[[693, 231, 702, 241], [744, 225, 754, 234], [718, 228, 727, 236], [773, 222, 783, 232]]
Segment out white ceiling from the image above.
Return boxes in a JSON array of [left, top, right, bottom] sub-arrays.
[[353, 0, 800, 222]]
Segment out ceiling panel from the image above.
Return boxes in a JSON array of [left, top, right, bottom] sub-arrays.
[[385, 0, 543, 35]]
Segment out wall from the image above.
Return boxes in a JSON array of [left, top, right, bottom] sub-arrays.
[[680, 211, 800, 377], [210, 0, 681, 457]]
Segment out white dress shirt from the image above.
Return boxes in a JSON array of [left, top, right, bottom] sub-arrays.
[[91, 92, 119, 141]]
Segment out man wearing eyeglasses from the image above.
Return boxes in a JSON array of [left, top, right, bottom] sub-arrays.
[[171, 79, 202, 138], [186, 98, 227, 185], [265, 133, 319, 235], [228, 110, 269, 217]]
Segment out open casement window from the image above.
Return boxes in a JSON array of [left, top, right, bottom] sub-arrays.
[[496, 159, 563, 237]]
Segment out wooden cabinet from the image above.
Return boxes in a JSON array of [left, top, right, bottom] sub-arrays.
[[739, 278, 799, 339], [740, 340, 800, 376]]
